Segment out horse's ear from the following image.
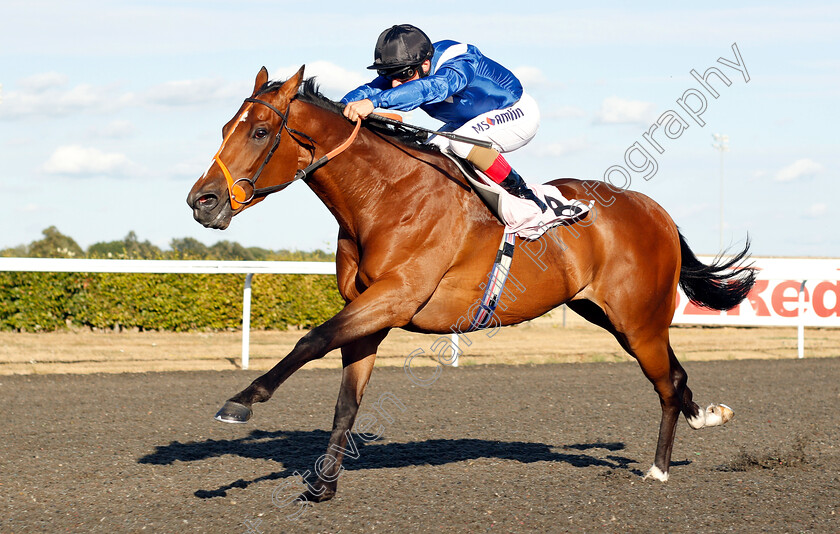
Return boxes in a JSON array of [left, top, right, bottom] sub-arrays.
[[280, 65, 306, 100], [252, 67, 269, 96]]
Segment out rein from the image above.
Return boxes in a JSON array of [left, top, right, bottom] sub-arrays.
[[213, 96, 361, 209]]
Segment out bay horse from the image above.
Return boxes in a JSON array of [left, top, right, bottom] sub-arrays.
[[187, 66, 755, 500]]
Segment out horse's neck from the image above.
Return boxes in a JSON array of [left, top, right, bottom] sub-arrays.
[[297, 104, 462, 240]]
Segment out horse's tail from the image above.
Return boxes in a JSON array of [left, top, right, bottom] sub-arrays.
[[678, 231, 757, 311]]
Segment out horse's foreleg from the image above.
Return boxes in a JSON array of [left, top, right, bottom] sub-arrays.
[[215, 323, 344, 422], [213, 320, 341, 422], [301, 329, 388, 502], [216, 277, 421, 422]]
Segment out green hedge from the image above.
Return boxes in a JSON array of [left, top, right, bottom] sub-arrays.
[[0, 272, 344, 332]]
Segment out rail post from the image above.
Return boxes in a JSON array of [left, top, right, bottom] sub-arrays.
[[450, 332, 460, 367], [798, 280, 807, 359], [242, 273, 254, 370]]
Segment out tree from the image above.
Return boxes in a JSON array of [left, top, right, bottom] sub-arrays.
[[121, 231, 162, 258], [88, 231, 162, 259], [27, 226, 84, 258], [0, 245, 28, 257], [169, 237, 209, 258]]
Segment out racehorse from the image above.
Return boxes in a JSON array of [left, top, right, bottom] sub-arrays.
[[187, 66, 755, 501]]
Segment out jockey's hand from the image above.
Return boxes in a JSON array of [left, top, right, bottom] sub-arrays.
[[343, 99, 374, 122]]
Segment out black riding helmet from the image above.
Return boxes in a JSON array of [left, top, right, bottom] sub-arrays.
[[367, 24, 433, 72]]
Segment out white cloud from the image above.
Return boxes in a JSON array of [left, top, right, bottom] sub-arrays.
[[774, 158, 824, 182], [20, 203, 41, 213], [142, 78, 248, 107], [42, 145, 136, 176], [0, 72, 244, 119], [595, 96, 656, 125], [671, 203, 713, 219], [534, 136, 591, 157], [272, 61, 368, 98], [170, 159, 209, 179], [805, 203, 828, 218], [547, 106, 587, 120], [512, 66, 548, 87], [18, 72, 69, 93], [0, 77, 130, 119], [88, 120, 136, 139]]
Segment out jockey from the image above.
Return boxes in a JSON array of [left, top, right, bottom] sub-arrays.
[[341, 24, 547, 212]]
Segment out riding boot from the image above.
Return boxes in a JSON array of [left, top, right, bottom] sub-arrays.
[[499, 169, 548, 212]]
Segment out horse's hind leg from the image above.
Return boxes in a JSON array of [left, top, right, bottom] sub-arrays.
[[627, 334, 685, 482], [630, 335, 733, 481], [569, 300, 733, 481], [301, 329, 389, 502], [568, 301, 682, 479], [670, 348, 734, 430]]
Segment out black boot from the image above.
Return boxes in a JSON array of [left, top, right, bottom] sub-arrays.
[[499, 169, 547, 212]]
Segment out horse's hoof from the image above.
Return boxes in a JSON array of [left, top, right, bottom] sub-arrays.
[[214, 401, 252, 423], [300, 488, 335, 503], [687, 403, 734, 429], [643, 465, 669, 482], [716, 403, 734, 424], [702, 403, 734, 427]]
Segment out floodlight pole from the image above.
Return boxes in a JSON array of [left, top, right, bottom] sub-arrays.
[[712, 134, 730, 250]]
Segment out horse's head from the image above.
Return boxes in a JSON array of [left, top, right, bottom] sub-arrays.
[[187, 66, 307, 229]]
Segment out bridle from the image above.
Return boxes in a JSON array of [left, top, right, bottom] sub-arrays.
[[211, 95, 361, 210]]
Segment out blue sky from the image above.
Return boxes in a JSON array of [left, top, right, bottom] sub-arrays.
[[1, 1, 837, 257]]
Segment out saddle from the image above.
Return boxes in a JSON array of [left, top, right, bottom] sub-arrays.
[[442, 151, 594, 240]]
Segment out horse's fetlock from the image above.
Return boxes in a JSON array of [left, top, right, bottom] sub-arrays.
[[252, 387, 272, 403], [240, 382, 272, 404]]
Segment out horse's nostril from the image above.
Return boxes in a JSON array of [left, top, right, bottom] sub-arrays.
[[197, 194, 218, 208]]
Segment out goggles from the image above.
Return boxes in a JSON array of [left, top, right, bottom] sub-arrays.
[[378, 65, 420, 82]]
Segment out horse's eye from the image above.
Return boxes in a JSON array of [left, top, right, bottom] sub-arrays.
[[253, 128, 269, 140]]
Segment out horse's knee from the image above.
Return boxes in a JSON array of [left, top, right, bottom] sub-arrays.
[[295, 327, 333, 356]]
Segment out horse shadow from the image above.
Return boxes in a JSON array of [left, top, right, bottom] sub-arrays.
[[137, 429, 673, 499]]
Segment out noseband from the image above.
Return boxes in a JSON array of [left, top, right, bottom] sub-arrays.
[[212, 95, 360, 209]]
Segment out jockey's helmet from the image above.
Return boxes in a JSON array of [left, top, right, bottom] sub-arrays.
[[367, 24, 433, 71]]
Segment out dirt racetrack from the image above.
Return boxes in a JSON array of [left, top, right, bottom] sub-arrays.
[[2, 354, 839, 533], [3, 312, 840, 374]]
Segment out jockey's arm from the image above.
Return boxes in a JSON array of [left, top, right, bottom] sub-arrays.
[[343, 99, 375, 121], [371, 66, 469, 110], [341, 75, 391, 121], [341, 56, 474, 120]]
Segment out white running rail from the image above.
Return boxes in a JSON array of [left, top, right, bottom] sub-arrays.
[[0, 258, 336, 370]]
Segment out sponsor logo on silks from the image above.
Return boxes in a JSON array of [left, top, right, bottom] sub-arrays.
[[471, 107, 524, 134]]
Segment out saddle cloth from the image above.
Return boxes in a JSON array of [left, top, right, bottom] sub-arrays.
[[445, 153, 595, 240]]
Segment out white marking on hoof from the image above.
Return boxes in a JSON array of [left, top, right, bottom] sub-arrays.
[[687, 403, 734, 429], [687, 410, 706, 429], [643, 465, 669, 482]]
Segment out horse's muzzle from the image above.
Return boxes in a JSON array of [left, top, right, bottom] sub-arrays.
[[187, 189, 232, 229]]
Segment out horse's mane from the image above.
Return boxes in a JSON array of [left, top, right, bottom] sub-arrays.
[[255, 76, 489, 220], [256, 77, 441, 152]]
